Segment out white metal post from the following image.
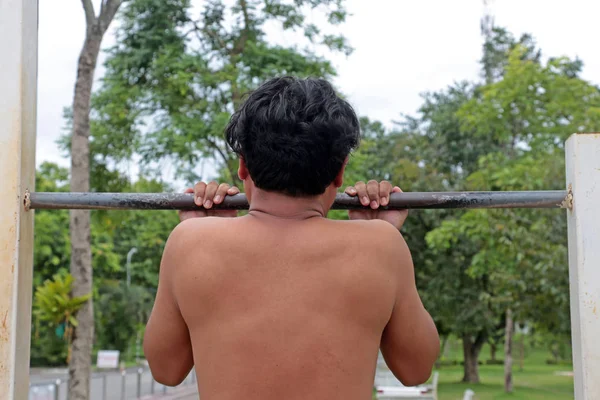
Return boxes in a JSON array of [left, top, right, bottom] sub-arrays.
[[0, 0, 38, 399], [566, 133, 600, 400]]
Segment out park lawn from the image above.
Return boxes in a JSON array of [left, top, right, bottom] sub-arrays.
[[433, 339, 574, 400]]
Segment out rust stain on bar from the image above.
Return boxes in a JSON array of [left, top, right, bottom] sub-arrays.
[[26, 191, 569, 211]]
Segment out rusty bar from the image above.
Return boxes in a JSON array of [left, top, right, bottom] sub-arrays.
[[27, 190, 568, 210]]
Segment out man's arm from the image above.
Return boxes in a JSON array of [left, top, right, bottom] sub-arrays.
[[380, 227, 440, 386], [144, 224, 194, 386]]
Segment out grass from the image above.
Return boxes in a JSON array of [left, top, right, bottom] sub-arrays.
[[432, 338, 574, 400]]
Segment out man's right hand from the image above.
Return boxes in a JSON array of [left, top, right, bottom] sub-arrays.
[[179, 181, 240, 222], [344, 180, 408, 230]]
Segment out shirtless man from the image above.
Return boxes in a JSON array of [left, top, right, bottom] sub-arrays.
[[143, 77, 440, 400]]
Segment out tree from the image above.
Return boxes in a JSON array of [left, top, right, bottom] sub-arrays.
[[486, 315, 506, 363], [91, 0, 351, 183], [480, 26, 541, 85], [69, 1, 125, 398], [396, 81, 498, 383], [504, 308, 514, 392], [428, 42, 600, 387]]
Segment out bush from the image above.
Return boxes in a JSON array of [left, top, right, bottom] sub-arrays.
[[94, 281, 153, 358], [30, 325, 68, 367]]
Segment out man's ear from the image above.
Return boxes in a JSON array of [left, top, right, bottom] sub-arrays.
[[333, 157, 349, 188], [238, 158, 249, 181]]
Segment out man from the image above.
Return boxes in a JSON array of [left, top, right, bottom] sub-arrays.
[[143, 77, 439, 400]]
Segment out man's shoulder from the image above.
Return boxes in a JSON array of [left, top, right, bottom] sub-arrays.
[[331, 218, 401, 236], [168, 217, 237, 248], [327, 219, 403, 250], [176, 216, 234, 230]]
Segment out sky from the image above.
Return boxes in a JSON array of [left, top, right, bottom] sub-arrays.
[[37, 0, 600, 178]]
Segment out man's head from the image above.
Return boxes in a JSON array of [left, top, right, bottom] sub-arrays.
[[225, 77, 360, 199]]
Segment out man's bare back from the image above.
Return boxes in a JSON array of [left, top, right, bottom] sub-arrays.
[[177, 216, 397, 399], [143, 77, 439, 400]]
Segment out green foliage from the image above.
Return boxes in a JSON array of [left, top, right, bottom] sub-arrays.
[[92, 0, 351, 183], [460, 46, 600, 152], [33, 271, 91, 363], [31, 163, 178, 365], [30, 325, 71, 367], [34, 271, 90, 327], [399, 82, 494, 182], [106, 179, 179, 287], [95, 282, 154, 355], [426, 40, 599, 345], [480, 26, 541, 84], [34, 163, 71, 286]]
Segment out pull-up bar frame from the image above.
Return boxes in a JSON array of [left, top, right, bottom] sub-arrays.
[[1, 1, 599, 397]]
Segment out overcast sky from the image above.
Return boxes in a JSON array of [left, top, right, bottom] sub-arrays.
[[38, 0, 600, 178]]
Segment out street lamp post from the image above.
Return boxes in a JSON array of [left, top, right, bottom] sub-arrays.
[[126, 247, 138, 288]]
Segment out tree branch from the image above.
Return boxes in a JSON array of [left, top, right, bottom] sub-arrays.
[[206, 138, 238, 185], [231, 0, 251, 56], [98, 0, 123, 33], [80, 0, 97, 27]]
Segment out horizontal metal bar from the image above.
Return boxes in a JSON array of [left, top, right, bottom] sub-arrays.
[[25, 190, 569, 211]]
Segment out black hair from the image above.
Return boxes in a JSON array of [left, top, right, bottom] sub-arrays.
[[225, 76, 360, 196]]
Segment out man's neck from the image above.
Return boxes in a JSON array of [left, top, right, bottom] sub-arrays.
[[248, 189, 329, 220]]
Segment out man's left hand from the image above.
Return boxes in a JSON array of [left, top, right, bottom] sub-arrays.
[[179, 181, 240, 222]]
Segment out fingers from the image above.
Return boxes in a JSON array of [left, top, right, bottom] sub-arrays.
[[379, 180, 392, 206], [213, 184, 240, 205], [344, 186, 357, 196], [347, 180, 401, 209], [194, 182, 207, 207], [213, 183, 231, 205], [367, 180, 379, 209], [353, 181, 369, 206], [192, 181, 240, 209], [202, 181, 219, 208]]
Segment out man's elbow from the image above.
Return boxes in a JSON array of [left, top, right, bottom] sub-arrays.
[[146, 354, 191, 386], [408, 340, 440, 386], [144, 341, 193, 386], [396, 364, 434, 387], [151, 369, 187, 387], [385, 337, 440, 387]]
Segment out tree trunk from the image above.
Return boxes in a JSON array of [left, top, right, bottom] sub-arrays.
[[435, 334, 449, 368], [440, 334, 449, 358], [504, 308, 514, 393], [68, 29, 103, 400], [462, 333, 485, 383], [490, 342, 497, 361], [519, 331, 524, 372], [69, 3, 122, 398]]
